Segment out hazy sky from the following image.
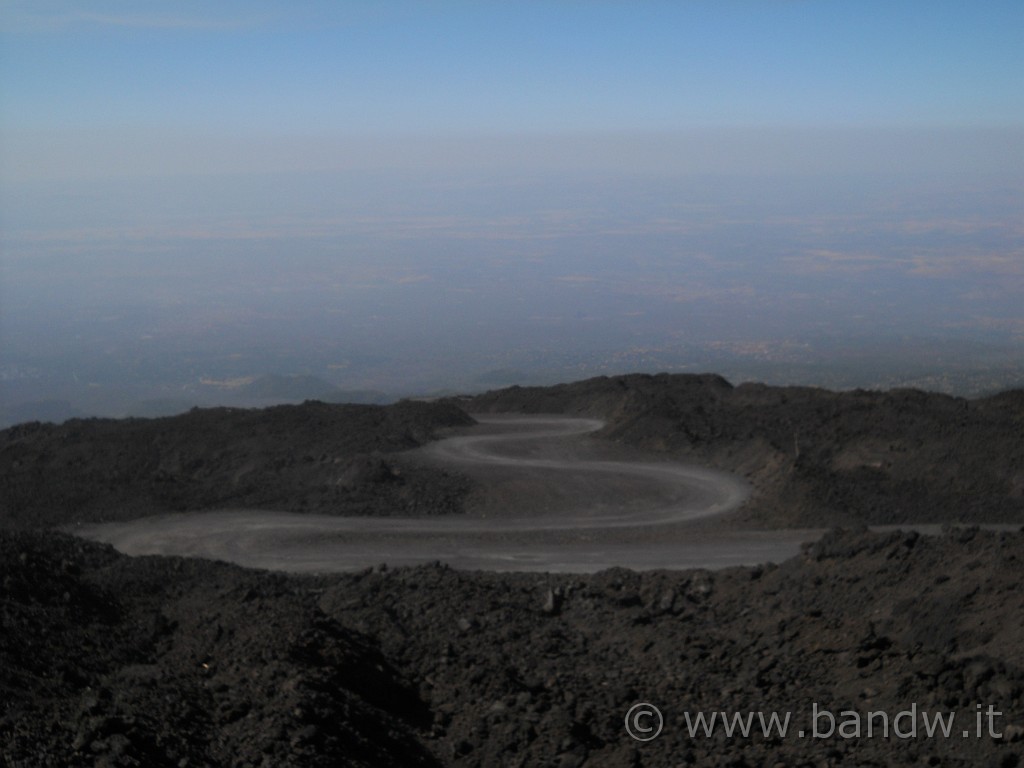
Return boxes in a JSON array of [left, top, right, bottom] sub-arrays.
[[1, 1, 1023, 414], [2, 0, 1022, 181]]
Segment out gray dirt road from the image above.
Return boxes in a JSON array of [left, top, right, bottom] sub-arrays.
[[73, 415, 824, 572]]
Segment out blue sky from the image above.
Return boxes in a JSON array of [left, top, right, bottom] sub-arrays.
[[2, 0, 1022, 181]]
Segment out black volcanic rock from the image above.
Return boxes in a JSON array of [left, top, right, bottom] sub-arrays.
[[0, 531, 439, 767], [0, 400, 475, 529], [7, 373, 1019, 530], [2, 374, 1023, 766], [2, 372, 1024, 765], [464, 373, 1024, 527], [2, 527, 1022, 766]]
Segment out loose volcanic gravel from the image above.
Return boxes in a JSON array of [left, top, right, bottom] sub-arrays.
[[2, 526, 1022, 767]]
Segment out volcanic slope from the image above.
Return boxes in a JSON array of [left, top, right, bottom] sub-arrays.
[[2, 526, 1022, 766], [463, 373, 1024, 527], [0, 400, 474, 529]]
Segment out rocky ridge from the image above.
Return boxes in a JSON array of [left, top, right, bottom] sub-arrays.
[[2, 527, 1022, 766], [0, 400, 474, 529], [464, 373, 1024, 527]]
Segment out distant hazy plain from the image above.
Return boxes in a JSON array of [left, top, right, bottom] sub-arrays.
[[4, 1, 1022, 422], [2, 128, 1022, 423]]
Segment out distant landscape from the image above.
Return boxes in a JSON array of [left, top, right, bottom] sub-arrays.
[[3, 170, 1023, 427], [2, 2, 1022, 765]]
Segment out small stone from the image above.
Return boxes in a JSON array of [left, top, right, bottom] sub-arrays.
[[1002, 724, 1024, 742], [543, 587, 563, 616], [657, 589, 676, 613]]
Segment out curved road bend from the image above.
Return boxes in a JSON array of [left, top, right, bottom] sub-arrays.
[[72, 415, 823, 573]]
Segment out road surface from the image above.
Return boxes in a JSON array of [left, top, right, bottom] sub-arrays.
[[73, 415, 823, 572]]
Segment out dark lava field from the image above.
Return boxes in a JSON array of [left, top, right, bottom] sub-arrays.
[[2, 373, 1023, 767]]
